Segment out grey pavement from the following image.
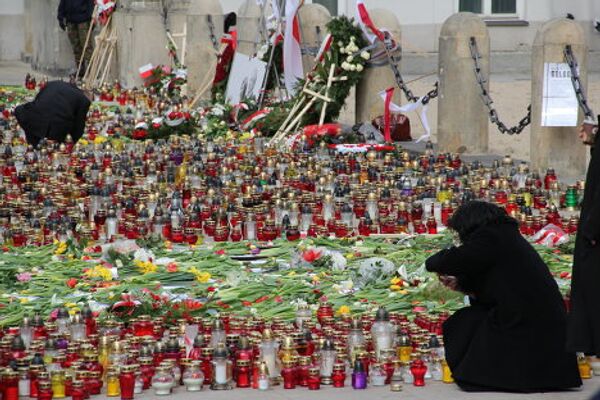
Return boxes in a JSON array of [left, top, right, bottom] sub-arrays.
[[97, 379, 600, 400]]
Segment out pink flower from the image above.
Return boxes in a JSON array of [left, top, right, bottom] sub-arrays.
[[215, 249, 226, 256], [16, 272, 32, 282]]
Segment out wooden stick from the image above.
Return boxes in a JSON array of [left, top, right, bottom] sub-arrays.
[[99, 34, 117, 86], [303, 88, 332, 103], [180, 23, 187, 66], [77, 4, 98, 79], [319, 64, 336, 126], [270, 95, 307, 144], [84, 15, 111, 84], [189, 58, 219, 109]]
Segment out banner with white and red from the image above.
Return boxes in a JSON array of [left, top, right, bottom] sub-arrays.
[[284, 0, 305, 94]]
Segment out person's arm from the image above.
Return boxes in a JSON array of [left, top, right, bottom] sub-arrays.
[[58, 0, 66, 30], [71, 98, 90, 142], [87, 0, 95, 20], [581, 155, 600, 245], [426, 228, 495, 277]]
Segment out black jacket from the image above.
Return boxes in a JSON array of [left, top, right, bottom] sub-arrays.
[[567, 130, 600, 355], [57, 0, 94, 24], [14, 81, 91, 146], [426, 223, 581, 392]]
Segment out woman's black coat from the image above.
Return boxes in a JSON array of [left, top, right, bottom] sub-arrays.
[[426, 222, 581, 392], [568, 132, 600, 356]]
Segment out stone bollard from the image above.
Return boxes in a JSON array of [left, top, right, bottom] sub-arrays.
[[438, 12, 489, 154], [356, 9, 402, 124], [237, 0, 271, 57], [186, 0, 223, 97], [531, 18, 588, 178], [114, 0, 171, 87], [298, 4, 331, 72], [27, 0, 75, 74]]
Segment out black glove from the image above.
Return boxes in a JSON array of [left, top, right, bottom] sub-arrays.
[[59, 19, 66, 31]]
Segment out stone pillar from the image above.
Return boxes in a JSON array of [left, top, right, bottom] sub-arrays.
[[28, 0, 75, 74], [114, 0, 170, 87], [438, 12, 489, 154], [186, 0, 223, 96], [356, 9, 402, 124], [531, 18, 588, 178], [165, 0, 189, 33], [237, 0, 271, 56], [298, 4, 331, 72]]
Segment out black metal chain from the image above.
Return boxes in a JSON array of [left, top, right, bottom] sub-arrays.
[[469, 37, 531, 135], [380, 32, 439, 106], [564, 44, 595, 120], [207, 15, 219, 52]]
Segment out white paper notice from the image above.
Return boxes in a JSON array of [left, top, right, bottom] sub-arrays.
[[541, 63, 579, 127]]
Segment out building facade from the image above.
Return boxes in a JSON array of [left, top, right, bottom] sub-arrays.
[[0, 0, 598, 73]]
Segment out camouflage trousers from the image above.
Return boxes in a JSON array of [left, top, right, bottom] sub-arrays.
[[67, 21, 94, 69]]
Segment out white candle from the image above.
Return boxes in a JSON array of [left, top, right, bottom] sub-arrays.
[[152, 381, 172, 396], [215, 365, 227, 384], [183, 378, 203, 391], [19, 379, 30, 397]]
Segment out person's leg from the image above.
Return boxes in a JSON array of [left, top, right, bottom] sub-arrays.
[[79, 21, 93, 70], [442, 304, 488, 371], [67, 22, 83, 66]]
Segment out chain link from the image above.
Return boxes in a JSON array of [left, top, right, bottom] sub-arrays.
[[206, 15, 219, 52], [564, 44, 595, 120], [469, 37, 531, 135], [381, 32, 439, 106]]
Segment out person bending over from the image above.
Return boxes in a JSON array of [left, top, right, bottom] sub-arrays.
[[426, 201, 581, 392], [14, 81, 92, 147]]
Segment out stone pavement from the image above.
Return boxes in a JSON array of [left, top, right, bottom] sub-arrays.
[[93, 379, 600, 400]]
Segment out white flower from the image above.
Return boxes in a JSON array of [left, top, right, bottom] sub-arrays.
[[339, 48, 346, 54], [346, 56, 354, 63], [330, 251, 347, 271], [356, 64, 364, 72], [350, 36, 356, 42], [349, 65, 357, 71], [337, 41, 344, 47], [361, 51, 371, 60], [341, 62, 351, 71]]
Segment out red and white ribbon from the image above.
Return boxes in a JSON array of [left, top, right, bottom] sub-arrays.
[[315, 33, 333, 64], [379, 88, 432, 143], [241, 109, 271, 130], [327, 143, 394, 154], [356, 0, 385, 44]]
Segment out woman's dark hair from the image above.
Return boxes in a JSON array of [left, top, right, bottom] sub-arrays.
[[448, 201, 517, 242], [224, 12, 237, 33]]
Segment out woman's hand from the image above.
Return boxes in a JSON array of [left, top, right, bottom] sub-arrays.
[[439, 274, 460, 291]]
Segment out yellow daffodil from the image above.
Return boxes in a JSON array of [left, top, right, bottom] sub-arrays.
[[188, 267, 211, 283], [68, 307, 81, 315], [79, 139, 89, 146], [135, 260, 157, 275], [54, 241, 68, 255], [85, 266, 113, 281], [390, 277, 404, 286], [65, 302, 77, 308], [94, 136, 107, 145], [336, 305, 351, 316]]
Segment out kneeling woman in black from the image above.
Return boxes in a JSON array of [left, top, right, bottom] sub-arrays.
[[426, 201, 581, 392]]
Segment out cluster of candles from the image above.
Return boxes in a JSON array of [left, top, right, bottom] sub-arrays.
[[0, 96, 586, 246], [0, 305, 456, 399]]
